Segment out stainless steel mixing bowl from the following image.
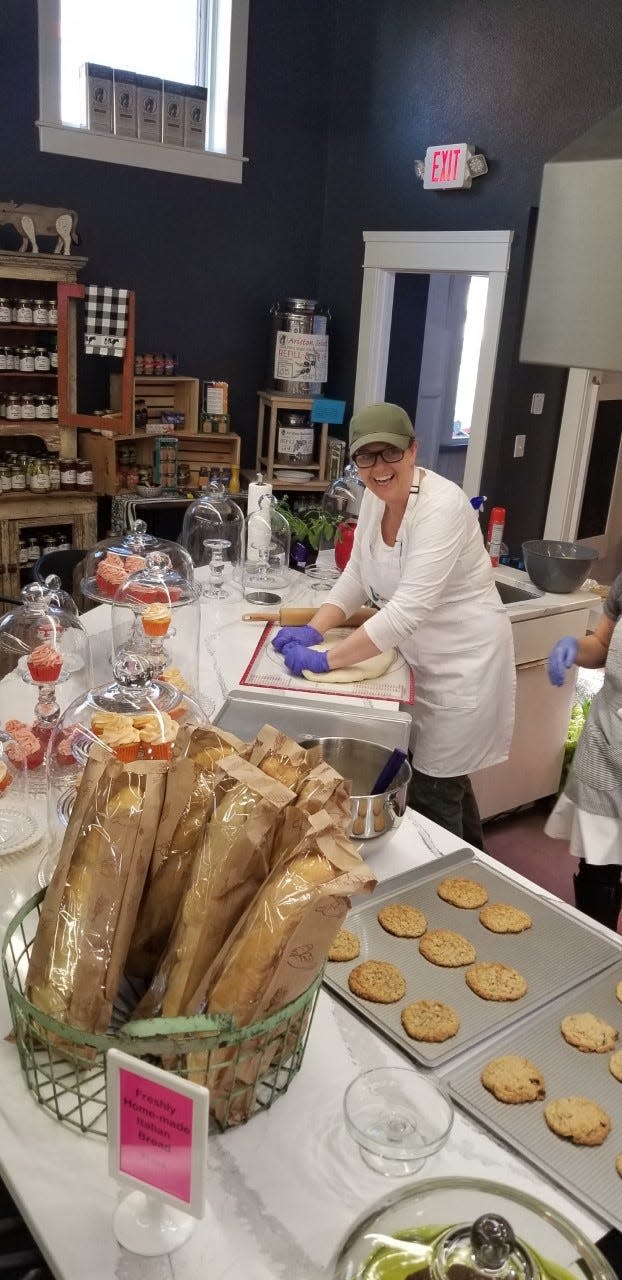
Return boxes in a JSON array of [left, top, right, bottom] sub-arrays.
[[300, 737, 412, 840]]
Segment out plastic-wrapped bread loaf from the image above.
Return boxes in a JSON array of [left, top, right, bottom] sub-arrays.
[[26, 750, 167, 1037], [189, 809, 377, 1122], [246, 724, 322, 791], [132, 755, 296, 1021], [126, 728, 246, 980]]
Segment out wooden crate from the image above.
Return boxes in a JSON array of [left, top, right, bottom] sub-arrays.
[[78, 430, 241, 496], [110, 376, 200, 432]]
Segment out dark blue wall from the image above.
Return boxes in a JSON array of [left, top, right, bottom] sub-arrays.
[[2, 1, 622, 552], [319, 0, 622, 552], [1, 0, 333, 464]]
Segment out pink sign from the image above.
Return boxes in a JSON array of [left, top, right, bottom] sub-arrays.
[[118, 1067, 194, 1203]]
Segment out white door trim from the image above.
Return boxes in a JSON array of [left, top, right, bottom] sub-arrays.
[[544, 368, 603, 540], [353, 230, 513, 497]]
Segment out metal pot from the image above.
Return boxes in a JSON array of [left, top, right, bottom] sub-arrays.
[[300, 737, 411, 840]]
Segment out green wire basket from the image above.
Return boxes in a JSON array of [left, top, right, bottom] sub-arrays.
[[2, 891, 322, 1137]]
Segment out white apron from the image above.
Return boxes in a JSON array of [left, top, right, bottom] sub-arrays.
[[359, 494, 515, 778]]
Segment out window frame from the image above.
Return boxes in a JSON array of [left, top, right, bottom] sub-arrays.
[[36, 0, 249, 183]]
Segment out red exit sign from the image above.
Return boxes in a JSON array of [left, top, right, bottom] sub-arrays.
[[423, 143, 471, 189]]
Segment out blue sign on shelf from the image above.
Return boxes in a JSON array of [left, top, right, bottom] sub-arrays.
[[311, 398, 346, 425]]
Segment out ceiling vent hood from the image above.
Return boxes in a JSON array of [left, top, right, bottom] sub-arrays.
[[520, 106, 622, 371]]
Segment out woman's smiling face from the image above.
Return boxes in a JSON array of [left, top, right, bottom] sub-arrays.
[[355, 439, 418, 506]]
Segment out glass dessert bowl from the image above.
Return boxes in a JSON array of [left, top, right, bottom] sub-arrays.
[[344, 1067, 454, 1177]]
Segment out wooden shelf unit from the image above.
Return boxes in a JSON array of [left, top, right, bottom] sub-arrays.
[[0, 491, 97, 605], [255, 391, 329, 489], [79, 430, 241, 496], [110, 375, 200, 434], [0, 250, 88, 459]]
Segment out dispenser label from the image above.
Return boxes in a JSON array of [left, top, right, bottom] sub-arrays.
[[274, 332, 328, 383]]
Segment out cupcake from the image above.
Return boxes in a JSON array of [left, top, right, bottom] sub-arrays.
[[27, 643, 63, 683], [136, 711, 178, 759], [109, 723, 141, 763], [125, 555, 147, 574], [0, 761, 12, 792], [91, 710, 129, 738], [142, 602, 172, 637], [96, 559, 128, 598], [162, 666, 190, 693], [55, 736, 76, 768]]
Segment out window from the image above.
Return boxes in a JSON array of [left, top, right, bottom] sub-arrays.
[[452, 275, 489, 440], [37, 0, 248, 182]]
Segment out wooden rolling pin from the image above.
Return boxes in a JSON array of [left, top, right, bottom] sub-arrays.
[[242, 606, 377, 627]]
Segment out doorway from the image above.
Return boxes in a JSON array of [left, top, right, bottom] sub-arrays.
[[353, 230, 513, 497], [545, 369, 622, 583]]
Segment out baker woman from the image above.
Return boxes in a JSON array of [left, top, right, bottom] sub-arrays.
[[273, 402, 516, 849], [545, 572, 622, 930]]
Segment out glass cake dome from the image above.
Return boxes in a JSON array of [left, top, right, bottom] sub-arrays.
[[181, 481, 245, 597], [111, 551, 202, 692], [0, 727, 43, 857], [80, 519, 194, 603], [41, 653, 210, 884], [0, 584, 93, 785]]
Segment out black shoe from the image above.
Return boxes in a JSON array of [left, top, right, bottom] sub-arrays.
[[573, 871, 622, 931]]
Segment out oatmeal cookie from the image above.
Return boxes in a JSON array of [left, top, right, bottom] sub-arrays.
[[544, 1096, 611, 1146], [479, 903, 532, 934], [348, 960, 406, 1003], [437, 876, 488, 909], [419, 929, 476, 967], [466, 962, 527, 1001], [401, 1000, 460, 1043], [481, 1055, 545, 1103], [377, 903, 427, 938], [328, 929, 360, 963], [560, 1013, 619, 1054]]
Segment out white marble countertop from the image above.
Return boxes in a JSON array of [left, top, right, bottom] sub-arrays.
[[493, 563, 599, 622], [0, 569, 616, 1279]]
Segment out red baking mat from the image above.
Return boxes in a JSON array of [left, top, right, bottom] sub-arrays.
[[240, 623, 414, 704]]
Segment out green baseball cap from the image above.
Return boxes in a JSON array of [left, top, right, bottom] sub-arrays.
[[349, 403, 415, 453]]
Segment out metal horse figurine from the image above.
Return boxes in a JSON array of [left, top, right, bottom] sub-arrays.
[[0, 202, 79, 255]]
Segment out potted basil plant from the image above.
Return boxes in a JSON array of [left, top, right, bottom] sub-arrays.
[[275, 499, 342, 571]]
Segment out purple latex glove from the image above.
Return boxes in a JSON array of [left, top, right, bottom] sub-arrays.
[[283, 643, 331, 678], [547, 635, 579, 686], [272, 624, 323, 653]]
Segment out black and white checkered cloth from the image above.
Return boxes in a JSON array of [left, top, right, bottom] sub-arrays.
[[84, 285, 129, 357]]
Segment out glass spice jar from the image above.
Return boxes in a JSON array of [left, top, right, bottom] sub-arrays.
[[3, 347, 16, 371], [34, 347, 51, 372], [60, 458, 77, 489], [18, 537, 28, 565], [6, 394, 22, 421], [18, 346, 35, 372], [10, 462, 26, 489], [142, 353, 154, 376], [0, 464, 11, 491], [20, 394, 36, 420], [164, 352, 176, 376], [76, 459, 93, 490], [47, 298, 58, 325], [35, 395, 51, 420], [56, 531, 72, 551], [49, 395, 58, 419], [27, 536, 41, 562], [134, 353, 144, 376], [32, 299, 49, 325], [47, 454, 61, 490], [154, 353, 164, 376], [0, 298, 11, 324], [16, 299, 33, 324], [29, 457, 50, 492], [50, 346, 58, 370]]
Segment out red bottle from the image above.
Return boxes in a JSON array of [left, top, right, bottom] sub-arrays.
[[486, 506, 506, 567], [335, 519, 357, 571]]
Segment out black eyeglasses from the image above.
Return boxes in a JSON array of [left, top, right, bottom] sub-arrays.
[[353, 445, 406, 469]]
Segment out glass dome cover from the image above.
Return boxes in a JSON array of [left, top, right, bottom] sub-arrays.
[[42, 653, 210, 882], [181, 481, 245, 596], [80, 519, 194, 602], [243, 494, 290, 595], [0, 727, 42, 856], [111, 551, 202, 689], [333, 1176, 616, 1280], [322, 463, 365, 523], [0, 582, 93, 743]]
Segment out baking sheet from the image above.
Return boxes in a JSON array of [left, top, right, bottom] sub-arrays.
[[240, 624, 414, 704], [445, 965, 622, 1234], [323, 849, 621, 1067]]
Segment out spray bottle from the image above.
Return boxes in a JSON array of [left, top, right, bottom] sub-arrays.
[[486, 506, 506, 567]]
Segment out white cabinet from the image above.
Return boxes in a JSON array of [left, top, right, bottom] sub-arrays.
[[472, 602, 592, 821]]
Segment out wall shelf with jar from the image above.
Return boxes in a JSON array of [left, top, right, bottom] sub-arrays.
[[249, 390, 330, 492], [77, 429, 241, 496], [0, 490, 97, 610]]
